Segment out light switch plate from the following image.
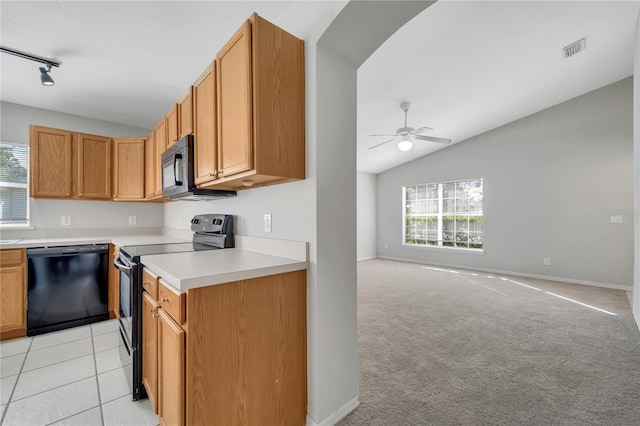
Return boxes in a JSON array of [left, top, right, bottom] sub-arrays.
[[610, 215, 623, 224], [264, 213, 272, 233]]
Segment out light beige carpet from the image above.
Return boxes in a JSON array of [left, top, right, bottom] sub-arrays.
[[339, 259, 640, 426]]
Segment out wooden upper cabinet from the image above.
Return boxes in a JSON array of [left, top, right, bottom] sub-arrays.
[[199, 13, 305, 191], [166, 104, 179, 148], [193, 63, 218, 186], [29, 125, 73, 198], [76, 133, 112, 199], [216, 19, 253, 180], [178, 87, 194, 138], [113, 138, 145, 200], [145, 130, 157, 199], [154, 120, 165, 197]]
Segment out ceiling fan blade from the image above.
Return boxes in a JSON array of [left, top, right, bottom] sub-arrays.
[[410, 126, 433, 135], [367, 138, 396, 150], [414, 135, 451, 144], [369, 133, 398, 137]]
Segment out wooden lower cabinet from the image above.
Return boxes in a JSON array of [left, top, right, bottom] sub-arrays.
[[158, 308, 185, 426], [142, 292, 160, 414], [0, 249, 27, 340], [141, 268, 307, 425]]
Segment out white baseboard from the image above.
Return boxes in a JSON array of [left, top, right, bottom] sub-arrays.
[[376, 256, 633, 291], [306, 395, 360, 426], [357, 256, 377, 262]]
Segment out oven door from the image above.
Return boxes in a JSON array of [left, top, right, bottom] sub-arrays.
[[113, 254, 135, 347]]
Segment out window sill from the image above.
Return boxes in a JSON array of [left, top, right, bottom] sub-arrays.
[[403, 243, 485, 255], [0, 224, 35, 230]]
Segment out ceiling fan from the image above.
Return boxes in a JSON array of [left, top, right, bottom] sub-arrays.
[[368, 102, 451, 151]]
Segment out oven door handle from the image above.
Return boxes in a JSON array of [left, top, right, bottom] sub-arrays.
[[113, 256, 133, 273]]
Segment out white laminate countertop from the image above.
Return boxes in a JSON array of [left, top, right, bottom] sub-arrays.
[[140, 248, 308, 292], [0, 234, 188, 249]]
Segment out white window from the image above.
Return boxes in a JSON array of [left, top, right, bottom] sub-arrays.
[[404, 178, 483, 250], [0, 142, 29, 226]]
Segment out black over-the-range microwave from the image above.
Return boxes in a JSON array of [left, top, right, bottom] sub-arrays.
[[161, 135, 237, 201]]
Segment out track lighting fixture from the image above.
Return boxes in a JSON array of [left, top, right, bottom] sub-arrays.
[[0, 46, 60, 86], [39, 65, 55, 86]]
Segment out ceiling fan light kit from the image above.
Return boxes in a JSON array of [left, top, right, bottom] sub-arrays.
[[368, 101, 451, 151], [397, 139, 413, 152]]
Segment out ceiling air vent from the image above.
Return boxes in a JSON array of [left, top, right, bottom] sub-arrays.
[[563, 38, 585, 58]]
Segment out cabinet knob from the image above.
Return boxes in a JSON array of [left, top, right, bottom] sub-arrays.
[[209, 172, 215, 177], [143, 281, 149, 285], [161, 298, 169, 302], [149, 308, 157, 313], [152, 313, 159, 318]]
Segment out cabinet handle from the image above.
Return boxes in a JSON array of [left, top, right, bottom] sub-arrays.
[[143, 281, 149, 285], [209, 172, 215, 177], [218, 170, 224, 177], [149, 308, 157, 313], [161, 298, 169, 302], [152, 313, 159, 318]]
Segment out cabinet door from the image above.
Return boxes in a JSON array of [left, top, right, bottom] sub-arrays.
[[158, 308, 185, 426], [143, 292, 159, 413], [29, 125, 73, 198], [154, 121, 166, 197], [145, 131, 156, 199], [193, 63, 217, 186], [0, 250, 26, 339], [166, 105, 179, 148], [216, 20, 253, 179], [77, 133, 112, 199], [178, 87, 194, 138], [113, 138, 145, 200]]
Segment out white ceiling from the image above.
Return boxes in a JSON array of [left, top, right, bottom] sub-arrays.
[[358, 0, 640, 174], [1, 1, 639, 175]]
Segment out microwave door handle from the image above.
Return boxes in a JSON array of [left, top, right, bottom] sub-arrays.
[[174, 153, 183, 186]]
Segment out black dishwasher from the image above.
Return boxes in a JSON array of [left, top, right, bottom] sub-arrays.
[[27, 244, 110, 336]]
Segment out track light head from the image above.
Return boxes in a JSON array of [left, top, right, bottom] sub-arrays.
[[39, 65, 55, 86]]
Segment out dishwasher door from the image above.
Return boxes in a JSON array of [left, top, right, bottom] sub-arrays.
[[27, 245, 110, 336]]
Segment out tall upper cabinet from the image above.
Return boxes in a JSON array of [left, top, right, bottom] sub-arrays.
[[30, 125, 73, 198], [197, 13, 305, 191], [76, 133, 112, 199]]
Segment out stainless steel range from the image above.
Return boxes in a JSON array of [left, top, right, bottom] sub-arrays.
[[113, 214, 234, 400]]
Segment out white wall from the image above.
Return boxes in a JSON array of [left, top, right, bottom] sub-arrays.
[[633, 10, 640, 328], [357, 171, 377, 261], [377, 78, 634, 289], [0, 101, 163, 239]]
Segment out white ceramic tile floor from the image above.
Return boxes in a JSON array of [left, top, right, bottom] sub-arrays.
[[0, 320, 158, 426]]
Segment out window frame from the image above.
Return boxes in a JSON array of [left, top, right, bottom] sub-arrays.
[[402, 178, 483, 252], [0, 141, 31, 228]]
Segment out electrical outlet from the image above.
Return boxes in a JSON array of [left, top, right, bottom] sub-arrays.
[[264, 213, 272, 233], [61, 215, 71, 226], [128, 216, 137, 225], [543, 258, 551, 266]]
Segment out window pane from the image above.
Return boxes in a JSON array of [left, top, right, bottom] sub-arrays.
[[0, 143, 29, 225], [443, 182, 455, 198], [406, 186, 416, 201], [427, 200, 438, 214], [0, 145, 28, 184], [455, 217, 469, 232], [443, 199, 455, 213], [416, 200, 427, 214], [428, 184, 438, 199], [416, 185, 427, 200], [469, 217, 483, 232], [455, 198, 469, 213], [456, 181, 470, 197], [426, 216, 438, 231]]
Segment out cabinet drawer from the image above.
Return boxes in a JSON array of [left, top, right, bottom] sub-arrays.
[[0, 249, 24, 266], [142, 268, 159, 300], [158, 279, 185, 325]]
